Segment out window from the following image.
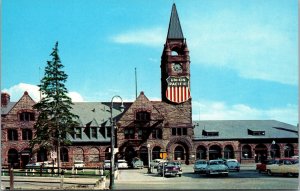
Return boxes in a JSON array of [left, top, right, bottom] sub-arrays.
[[8, 129, 18, 141], [19, 112, 35, 121], [138, 129, 148, 139], [75, 128, 82, 139], [248, 129, 265, 136], [124, 128, 135, 139], [22, 129, 32, 140], [202, 130, 219, 136], [91, 127, 97, 138], [152, 129, 162, 139], [136, 111, 150, 121], [172, 128, 187, 136]]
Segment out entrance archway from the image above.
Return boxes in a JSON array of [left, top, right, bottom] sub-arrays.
[[37, 147, 48, 162], [20, 148, 31, 168], [284, 144, 294, 157], [174, 146, 185, 160], [8, 149, 19, 168], [124, 146, 136, 165], [196, 145, 207, 160], [152, 146, 161, 160], [224, 145, 234, 159], [254, 144, 267, 163], [139, 146, 148, 165], [209, 145, 222, 160]]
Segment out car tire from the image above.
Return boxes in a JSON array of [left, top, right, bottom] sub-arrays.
[[267, 170, 272, 176], [179, 174, 182, 177]]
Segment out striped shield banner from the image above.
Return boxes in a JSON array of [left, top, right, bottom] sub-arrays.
[[166, 76, 191, 103]]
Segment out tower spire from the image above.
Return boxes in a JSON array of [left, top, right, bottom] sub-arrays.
[[167, 3, 184, 40]]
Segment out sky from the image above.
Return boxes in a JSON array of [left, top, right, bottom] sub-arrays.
[[1, 0, 298, 125]]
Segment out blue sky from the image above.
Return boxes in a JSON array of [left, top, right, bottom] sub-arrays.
[[1, 0, 298, 125]]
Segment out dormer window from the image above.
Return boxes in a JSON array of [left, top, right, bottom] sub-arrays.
[[248, 129, 265, 136], [19, 112, 35, 121], [202, 130, 219, 136], [136, 111, 150, 122]]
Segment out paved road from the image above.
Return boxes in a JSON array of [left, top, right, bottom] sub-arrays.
[[1, 164, 299, 190]]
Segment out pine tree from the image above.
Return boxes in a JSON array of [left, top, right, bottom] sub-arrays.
[[31, 42, 78, 171]]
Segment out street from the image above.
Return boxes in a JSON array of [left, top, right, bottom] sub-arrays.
[[1, 164, 299, 190]]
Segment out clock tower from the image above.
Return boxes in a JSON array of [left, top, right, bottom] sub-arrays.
[[161, 4, 191, 104]]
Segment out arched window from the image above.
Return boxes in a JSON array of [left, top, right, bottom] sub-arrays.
[[152, 146, 161, 160], [196, 146, 207, 159], [242, 145, 252, 158], [284, 144, 294, 158], [224, 145, 234, 159], [174, 146, 185, 160], [270, 144, 280, 159], [61, 148, 69, 162], [73, 147, 84, 161], [209, 145, 222, 160], [37, 148, 48, 162], [89, 148, 99, 162]]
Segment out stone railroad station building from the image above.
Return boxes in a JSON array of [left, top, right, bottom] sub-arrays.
[[1, 4, 298, 168]]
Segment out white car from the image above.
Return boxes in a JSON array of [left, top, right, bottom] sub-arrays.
[[117, 159, 129, 169], [150, 159, 167, 169], [225, 159, 240, 172], [74, 160, 85, 169]]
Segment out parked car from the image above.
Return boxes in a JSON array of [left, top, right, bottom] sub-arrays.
[[225, 159, 240, 172], [206, 159, 229, 176], [157, 161, 182, 177], [256, 159, 276, 173], [193, 160, 207, 174], [25, 162, 42, 169], [74, 160, 85, 169], [117, 159, 129, 169], [151, 159, 167, 169], [266, 159, 299, 177], [104, 160, 111, 170], [131, 157, 144, 169]]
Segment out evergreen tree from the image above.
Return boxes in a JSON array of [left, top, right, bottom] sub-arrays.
[[31, 42, 78, 165]]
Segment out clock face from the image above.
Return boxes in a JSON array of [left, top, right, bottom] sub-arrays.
[[172, 62, 183, 73]]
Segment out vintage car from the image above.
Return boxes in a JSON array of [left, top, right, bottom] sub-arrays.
[[206, 159, 229, 176], [193, 160, 207, 174], [157, 161, 182, 177], [131, 157, 144, 169], [150, 159, 167, 169], [266, 159, 299, 176], [256, 159, 277, 173], [225, 159, 240, 172], [117, 159, 129, 169], [74, 160, 85, 169]]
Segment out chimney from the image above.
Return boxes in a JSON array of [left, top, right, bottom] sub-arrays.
[[1, 92, 10, 107]]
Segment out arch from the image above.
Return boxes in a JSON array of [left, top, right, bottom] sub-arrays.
[[124, 146, 136, 165], [174, 146, 185, 160], [196, 145, 207, 160], [254, 144, 267, 163], [242, 145, 252, 158], [209, 145, 222, 160], [284, 144, 294, 157], [270, 144, 280, 159], [8, 148, 19, 167], [60, 147, 69, 162], [224, 145, 234, 159], [89, 147, 100, 162], [73, 147, 84, 161], [166, 137, 193, 164], [152, 146, 161, 160], [37, 147, 48, 162], [20, 148, 31, 168]]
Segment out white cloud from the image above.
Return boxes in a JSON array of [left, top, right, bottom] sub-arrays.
[[192, 100, 298, 126], [111, 27, 165, 47], [2, 83, 84, 102]]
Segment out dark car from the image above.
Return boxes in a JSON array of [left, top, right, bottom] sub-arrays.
[[157, 161, 182, 177]]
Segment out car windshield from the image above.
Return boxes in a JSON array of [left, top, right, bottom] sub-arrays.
[[196, 161, 206, 164], [210, 161, 223, 165]]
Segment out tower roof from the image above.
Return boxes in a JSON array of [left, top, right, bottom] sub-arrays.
[[167, 3, 184, 40]]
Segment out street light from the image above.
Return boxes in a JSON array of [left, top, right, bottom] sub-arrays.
[[271, 140, 276, 159], [147, 143, 151, 173], [109, 95, 125, 190]]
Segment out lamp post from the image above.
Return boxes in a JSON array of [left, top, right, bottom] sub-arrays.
[[271, 140, 276, 159], [109, 95, 124, 190], [147, 143, 151, 173]]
